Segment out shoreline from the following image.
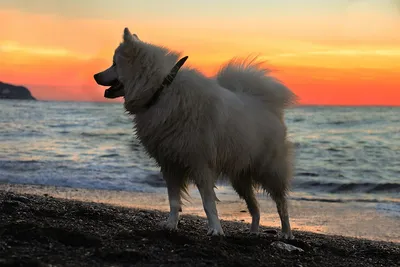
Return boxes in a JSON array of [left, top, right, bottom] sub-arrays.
[[0, 189, 399, 267], [1, 183, 399, 243]]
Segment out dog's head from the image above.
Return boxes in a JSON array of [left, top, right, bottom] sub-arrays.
[[94, 27, 185, 113], [93, 28, 142, 99]]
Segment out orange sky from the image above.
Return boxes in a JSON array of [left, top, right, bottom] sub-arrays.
[[1, 0, 400, 105]]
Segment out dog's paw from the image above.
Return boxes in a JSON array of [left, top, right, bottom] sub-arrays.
[[249, 230, 260, 236], [249, 225, 260, 235], [159, 220, 178, 231], [279, 232, 294, 240], [207, 227, 225, 236]]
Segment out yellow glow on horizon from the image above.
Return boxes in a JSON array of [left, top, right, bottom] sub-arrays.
[[0, 41, 79, 57]]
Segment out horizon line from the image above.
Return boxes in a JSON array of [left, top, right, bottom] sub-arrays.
[[1, 99, 399, 108]]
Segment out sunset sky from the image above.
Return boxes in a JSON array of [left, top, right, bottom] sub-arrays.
[[1, 0, 399, 105]]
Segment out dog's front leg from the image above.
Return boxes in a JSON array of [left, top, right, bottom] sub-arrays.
[[159, 175, 183, 231], [195, 172, 224, 236]]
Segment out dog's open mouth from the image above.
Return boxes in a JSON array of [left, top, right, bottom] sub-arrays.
[[104, 80, 125, 99], [93, 71, 125, 99]]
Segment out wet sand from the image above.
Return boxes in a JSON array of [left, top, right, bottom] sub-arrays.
[[0, 186, 399, 266]]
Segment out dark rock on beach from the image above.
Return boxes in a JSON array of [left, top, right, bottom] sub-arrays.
[[0, 190, 399, 267], [0, 81, 36, 100]]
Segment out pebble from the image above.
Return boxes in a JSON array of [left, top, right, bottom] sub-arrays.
[[264, 229, 278, 235], [271, 241, 304, 253]]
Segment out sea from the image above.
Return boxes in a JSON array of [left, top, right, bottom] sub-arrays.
[[0, 100, 399, 216]]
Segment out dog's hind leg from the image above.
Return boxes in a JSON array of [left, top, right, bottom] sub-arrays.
[[194, 169, 224, 236], [159, 168, 187, 231], [271, 192, 293, 240], [254, 168, 294, 239], [231, 177, 260, 234]]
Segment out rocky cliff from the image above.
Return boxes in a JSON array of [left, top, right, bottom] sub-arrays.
[[0, 82, 36, 100]]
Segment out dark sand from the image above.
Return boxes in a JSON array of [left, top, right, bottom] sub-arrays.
[[0, 191, 399, 267]]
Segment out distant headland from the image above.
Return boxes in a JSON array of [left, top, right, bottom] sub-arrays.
[[0, 82, 36, 100]]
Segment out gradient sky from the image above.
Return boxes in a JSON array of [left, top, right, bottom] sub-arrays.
[[1, 0, 399, 105]]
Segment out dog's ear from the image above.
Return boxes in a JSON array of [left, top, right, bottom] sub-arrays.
[[132, 34, 140, 42], [123, 27, 133, 43]]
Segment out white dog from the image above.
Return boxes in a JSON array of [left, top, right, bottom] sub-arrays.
[[94, 28, 297, 239]]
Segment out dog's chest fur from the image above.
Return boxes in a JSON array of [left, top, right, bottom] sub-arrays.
[[132, 105, 213, 170]]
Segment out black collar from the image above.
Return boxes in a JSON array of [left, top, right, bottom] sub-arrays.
[[144, 56, 188, 109]]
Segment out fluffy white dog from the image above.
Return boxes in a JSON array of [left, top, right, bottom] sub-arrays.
[[94, 28, 297, 239]]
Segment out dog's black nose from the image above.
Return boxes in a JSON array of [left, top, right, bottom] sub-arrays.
[[94, 73, 100, 83]]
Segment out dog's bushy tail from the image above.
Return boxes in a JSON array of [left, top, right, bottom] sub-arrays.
[[216, 56, 297, 116]]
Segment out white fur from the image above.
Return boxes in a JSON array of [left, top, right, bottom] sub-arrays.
[[104, 28, 297, 238]]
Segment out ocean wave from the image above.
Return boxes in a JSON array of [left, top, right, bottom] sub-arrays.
[[296, 181, 400, 194], [290, 196, 398, 204], [0, 160, 43, 171], [48, 123, 83, 128], [80, 131, 130, 138], [296, 172, 319, 177], [0, 161, 165, 194], [99, 153, 120, 158]]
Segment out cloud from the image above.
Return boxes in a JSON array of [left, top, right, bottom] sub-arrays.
[[309, 49, 400, 56], [279, 49, 400, 57], [0, 41, 91, 59]]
